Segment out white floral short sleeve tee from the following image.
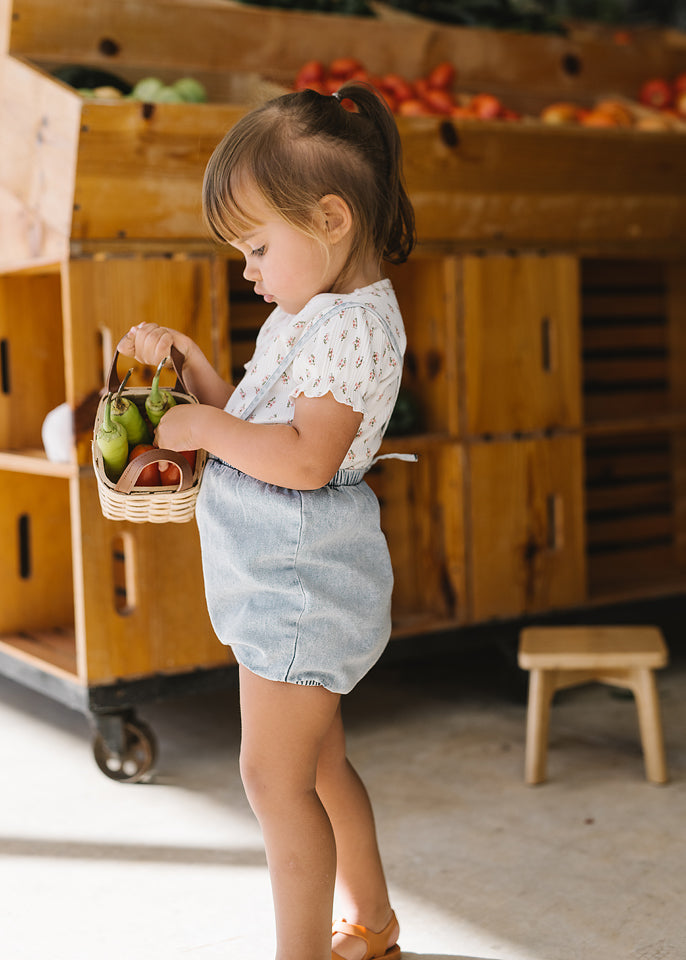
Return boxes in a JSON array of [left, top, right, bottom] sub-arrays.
[[225, 279, 406, 471]]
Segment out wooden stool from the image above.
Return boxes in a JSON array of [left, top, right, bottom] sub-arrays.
[[518, 626, 669, 785]]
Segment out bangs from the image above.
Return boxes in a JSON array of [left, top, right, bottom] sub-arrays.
[[203, 166, 263, 244]]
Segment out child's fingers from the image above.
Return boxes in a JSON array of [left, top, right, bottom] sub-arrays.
[[118, 323, 175, 366]]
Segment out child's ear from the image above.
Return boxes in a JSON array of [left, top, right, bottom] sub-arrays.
[[318, 194, 353, 244]]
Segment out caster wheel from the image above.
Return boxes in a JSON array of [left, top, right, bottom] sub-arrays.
[[93, 718, 158, 783]]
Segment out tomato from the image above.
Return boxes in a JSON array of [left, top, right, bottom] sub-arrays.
[[129, 444, 160, 487], [427, 62, 456, 91], [420, 87, 455, 115], [379, 73, 414, 104], [397, 98, 432, 116], [376, 88, 398, 113], [413, 77, 430, 100], [159, 450, 197, 486], [294, 60, 325, 90], [639, 78, 672, 110], [470, 93, 502, 120], [329, 57, 363, 80]]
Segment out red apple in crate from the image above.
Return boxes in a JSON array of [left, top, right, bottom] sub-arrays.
[[639, 78, 673, 110]]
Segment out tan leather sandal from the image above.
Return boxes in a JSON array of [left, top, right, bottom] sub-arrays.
[[331, 910, 401, 960]]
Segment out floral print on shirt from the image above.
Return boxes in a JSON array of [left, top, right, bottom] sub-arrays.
[[224, 279, 406, 471]]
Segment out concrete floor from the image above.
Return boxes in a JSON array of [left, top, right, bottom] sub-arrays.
[[2, 608, 686, 960]]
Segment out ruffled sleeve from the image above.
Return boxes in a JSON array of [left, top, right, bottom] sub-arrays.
[[289, 305, 399, 418]]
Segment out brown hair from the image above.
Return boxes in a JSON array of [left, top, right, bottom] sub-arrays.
[[202, 84, 416, 283]]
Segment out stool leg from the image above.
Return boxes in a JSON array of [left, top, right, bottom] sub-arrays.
[[525, 669, 557, 785], [631, 668, 668, 784]]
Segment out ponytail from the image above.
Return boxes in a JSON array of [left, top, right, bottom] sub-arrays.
[[334, 83, 416, 265]]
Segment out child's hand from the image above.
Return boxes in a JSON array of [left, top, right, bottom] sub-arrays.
[[154, 402, 200, 452], [118, 322, 192, 368]]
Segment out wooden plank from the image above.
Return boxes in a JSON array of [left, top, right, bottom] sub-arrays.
[[587, 512, 673, 548], [584, 390, 669, 421], [0, 56, 81, 241], [366, 443, 466, 627], [582, 294, 666, 318], [0, 270, 66, 450], [462, 253, 581, 435], [467, 434, 586, 621], [584, 357, 668, 383], [0, 629, 77, 678], [0, 472, 74, 633], [386, 256, 460, 437], [583, 325, 666, 351], [582, 259, 666, 288], [586, 479, 672, 513], [71, 101, 244, 240]]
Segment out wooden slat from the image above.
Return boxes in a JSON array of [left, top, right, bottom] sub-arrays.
[[587, 511, 673, 549], [583, 324, 666, 351], [582, 294, 666, 318], [366, 443, 466, 627], [386, 256, 460, 437], [582, 260, 667, 288], [584, 356, 667, 384], [585, 479, 672, 513]]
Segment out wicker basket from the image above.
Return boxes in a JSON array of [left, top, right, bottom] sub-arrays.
[[92, 346, 207, 523]]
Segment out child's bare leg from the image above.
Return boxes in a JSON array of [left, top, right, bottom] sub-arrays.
[[238, 665, 341, 960], [317, 706, 399, 960]]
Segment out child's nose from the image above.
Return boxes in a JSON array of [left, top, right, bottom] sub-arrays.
[[243, 261, 260, 282]]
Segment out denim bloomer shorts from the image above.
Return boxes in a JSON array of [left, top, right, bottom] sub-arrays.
[[195, 457, 394, 694]]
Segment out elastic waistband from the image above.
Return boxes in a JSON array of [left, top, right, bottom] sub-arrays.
[[328, 468, 366, 487]]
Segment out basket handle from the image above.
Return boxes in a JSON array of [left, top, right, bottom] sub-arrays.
[[107, 344, 190, 396], [115, 449, 195, 494]]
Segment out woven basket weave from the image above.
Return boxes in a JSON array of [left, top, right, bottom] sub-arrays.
[[92, 347, 206, 524]]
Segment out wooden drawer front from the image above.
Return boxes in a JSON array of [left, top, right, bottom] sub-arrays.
[[468, 434, 586, 621], [366, 444, 466, 635], [0, 473, 74, 633], [462, 254, 581, 436]]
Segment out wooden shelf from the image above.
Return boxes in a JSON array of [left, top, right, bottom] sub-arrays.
[[0, 448, 79, 477], [0, 628, 78, 681]]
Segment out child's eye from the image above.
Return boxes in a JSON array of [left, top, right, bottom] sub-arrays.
[[250, 245, 266, 257]]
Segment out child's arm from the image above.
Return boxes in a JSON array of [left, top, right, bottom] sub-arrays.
[[156, 393, 362, 490], [118, 323, 232, 409]]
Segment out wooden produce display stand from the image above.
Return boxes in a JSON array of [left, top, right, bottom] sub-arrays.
[[1, 0, 686, 779]]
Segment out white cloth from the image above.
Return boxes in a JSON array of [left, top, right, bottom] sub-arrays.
[[225, 279, 406, 471]]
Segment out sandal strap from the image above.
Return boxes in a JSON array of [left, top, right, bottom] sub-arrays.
[[332, 912, 397, 960]]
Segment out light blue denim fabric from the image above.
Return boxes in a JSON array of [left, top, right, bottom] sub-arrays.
[[195, 458, 393, 694]]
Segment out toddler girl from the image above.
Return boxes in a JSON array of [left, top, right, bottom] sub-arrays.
[[119, 82, 415, 960]]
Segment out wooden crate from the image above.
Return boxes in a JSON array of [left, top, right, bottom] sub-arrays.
[[2, 0, 686, 264]]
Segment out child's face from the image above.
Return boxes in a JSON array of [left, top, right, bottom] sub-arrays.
[[229, 186, 338, 316]]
